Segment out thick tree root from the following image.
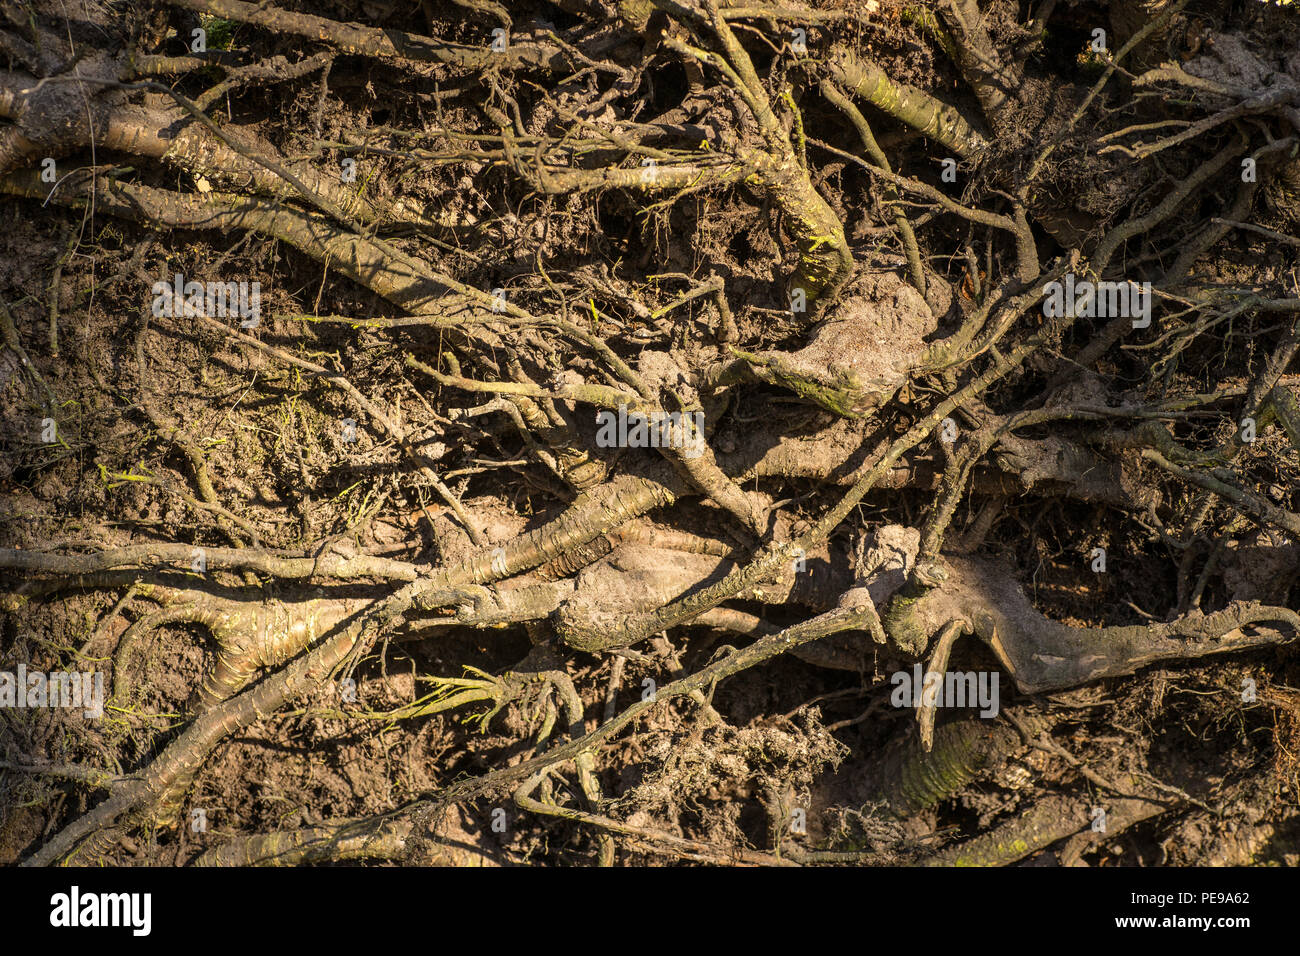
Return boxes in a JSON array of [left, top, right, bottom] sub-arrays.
[[924, 794, 1166, 867], [865, 715, 1029, 817], [888, 553, 1300, 692]]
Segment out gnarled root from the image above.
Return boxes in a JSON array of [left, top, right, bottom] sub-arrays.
[[887, 553, 1300, 694]]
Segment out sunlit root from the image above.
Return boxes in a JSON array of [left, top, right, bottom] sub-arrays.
[[191, 594, 368, 708], [891, 554, 1300, 693], [701, 278, 937, 420], [923, 793, 1166, 867]]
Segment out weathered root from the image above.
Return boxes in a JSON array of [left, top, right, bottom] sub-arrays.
[[701, 279, 937, 419], [887, 552, 1300, 692], [191, 594, 368, 709], [936, 0, 1020, 128], [0, 543, 422, 583], [2, 171, 457, 312], [192, 816, 419, 866], [865, 714, 1030, 818], [825, 48, 988, 160], [163, 0, 569, 72], [923, 793, 1167, 867], [0, 79, 411, 227]]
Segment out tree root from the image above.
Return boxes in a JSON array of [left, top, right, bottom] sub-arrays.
[[192, 815, 419, 866], [923, 793, 1167, 867], [865, 714, 1030, 818], [824, 49, 987, 160], [890, 553, 1300, 692]]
